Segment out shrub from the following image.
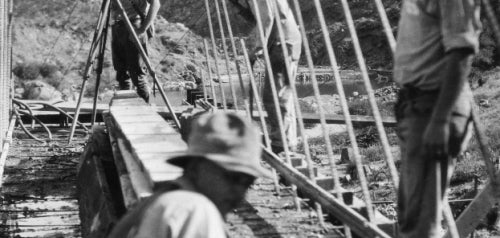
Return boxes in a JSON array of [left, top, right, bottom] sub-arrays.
[[185, 63, 197, 73], [39, 63, 59, 78], [13, 62, 41, 80], [348, 99, 371, 115], [362, 144, 385, 162], [348, 97, 395, 117], [451, 153, 486, 186]]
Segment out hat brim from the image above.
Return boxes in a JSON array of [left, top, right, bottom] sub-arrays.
[[167, 153, 273, 179]]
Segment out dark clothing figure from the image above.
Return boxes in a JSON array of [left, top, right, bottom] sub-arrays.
[[394, 0, 481, 237], [111, 19, 150, 102], [247, 0, 302, 153], [262, 44, 297, 153], [110, 0, 160, 103], [395, 86, 473, 237]]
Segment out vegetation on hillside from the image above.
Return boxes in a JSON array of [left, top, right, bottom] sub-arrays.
[[12, 0, 216, 101]]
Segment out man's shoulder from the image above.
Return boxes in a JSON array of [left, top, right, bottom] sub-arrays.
[[158, 190, 211, 202], [154, 190, 219, 212], [148, 190, 224, 225]]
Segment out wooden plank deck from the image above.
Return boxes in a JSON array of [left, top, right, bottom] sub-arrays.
[[1, 128, 86, 238], [106, 95, 186, 207]]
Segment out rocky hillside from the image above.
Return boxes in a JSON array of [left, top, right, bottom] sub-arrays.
[[160, 0, 400, 69], [11, 0, 500, 101], [12, 0, 209, 101]]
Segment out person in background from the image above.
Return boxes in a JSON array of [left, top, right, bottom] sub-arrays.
[[111, 0, 160, 103], [393, 0, 481, 237], [108, 112, 271, 238], [246, 0, 302, 154]]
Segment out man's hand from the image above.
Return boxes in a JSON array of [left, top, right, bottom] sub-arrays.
[[424, 49, 473, 160], [128, 25, 147, 43], [135, 25, 147, 36], [423, 120, 450, 160]]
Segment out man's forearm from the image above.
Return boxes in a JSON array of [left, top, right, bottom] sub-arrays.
[[431, 48, 474, 123], [141, 0, 160, 32]]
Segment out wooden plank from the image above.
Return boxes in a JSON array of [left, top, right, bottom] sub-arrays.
[[229, 110, 397, 127], [261, 148, 393, 238], [300, 113, 396, 127], [110, 106, 154, 115], [113, 115, 164, 125], [127, 134, 187, 154], [110, 98, 147, 106], [135, 151, 187, 162], [115, 121, 178, 135], [77, 141, 118, 237], [113, 114, 162, 123], [107, 95, 187, 192], [444, 181, 498, 238], [115, 137, 154, 200], [107, 113, 156, 204], [106, 115, 140, 209], [53, 101, 108, 113], [113, 90, 140, 99], [142, 160, 183, 174]]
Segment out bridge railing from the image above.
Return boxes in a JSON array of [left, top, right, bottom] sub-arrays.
[[197, 1, 500, 237], [199, 0, 399, 236], [0, 0, 13, 153]]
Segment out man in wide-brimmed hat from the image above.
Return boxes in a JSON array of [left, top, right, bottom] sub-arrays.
[[108, 112, 270, 238]]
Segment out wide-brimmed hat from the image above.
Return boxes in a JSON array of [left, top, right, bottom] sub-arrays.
[[167, 112, 272, 178]]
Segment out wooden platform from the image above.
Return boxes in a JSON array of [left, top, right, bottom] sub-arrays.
[[228, 110, 397, 128], [105, 95, 185, 208], [1, 128, 86, 237]]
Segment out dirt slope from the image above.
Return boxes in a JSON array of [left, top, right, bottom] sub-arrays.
[[11, 0, 500, 100], [12, 0, 211, 101]]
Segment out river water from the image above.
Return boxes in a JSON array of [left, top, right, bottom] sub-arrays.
[[151, 74, 391, 108]]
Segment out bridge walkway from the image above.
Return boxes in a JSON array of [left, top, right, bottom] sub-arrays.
[[0, 127, 87, 238]]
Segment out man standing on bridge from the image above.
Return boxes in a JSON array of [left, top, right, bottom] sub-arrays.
[[394, 0, 481, 237], [245, 0, 302, 154], [110, 0, 160, 103], [108, 112, 271, 237]]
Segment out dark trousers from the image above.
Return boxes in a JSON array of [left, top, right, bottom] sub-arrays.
[[263, 44, 299, 150], [111, 19, 150, 102], [395, 87, 473, 238]]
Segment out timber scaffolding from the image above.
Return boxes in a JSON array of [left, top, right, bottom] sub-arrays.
[[1, 0, 500, 238]]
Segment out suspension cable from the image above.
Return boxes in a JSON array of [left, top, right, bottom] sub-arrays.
[[241, 39, 280, 193], [339, 0, 398, 196], [312, 0, 377, 221], [220, 0, 251, 115], [249, 0, 301, 211], [203, 39, 218, 108], [213, 0, 239, 110], [68, 0, 112, 143], [270, 0, 327, 227], [483, 0, 500, 49], [372, 0, 396, 52], [204, 0, 228, 110]]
